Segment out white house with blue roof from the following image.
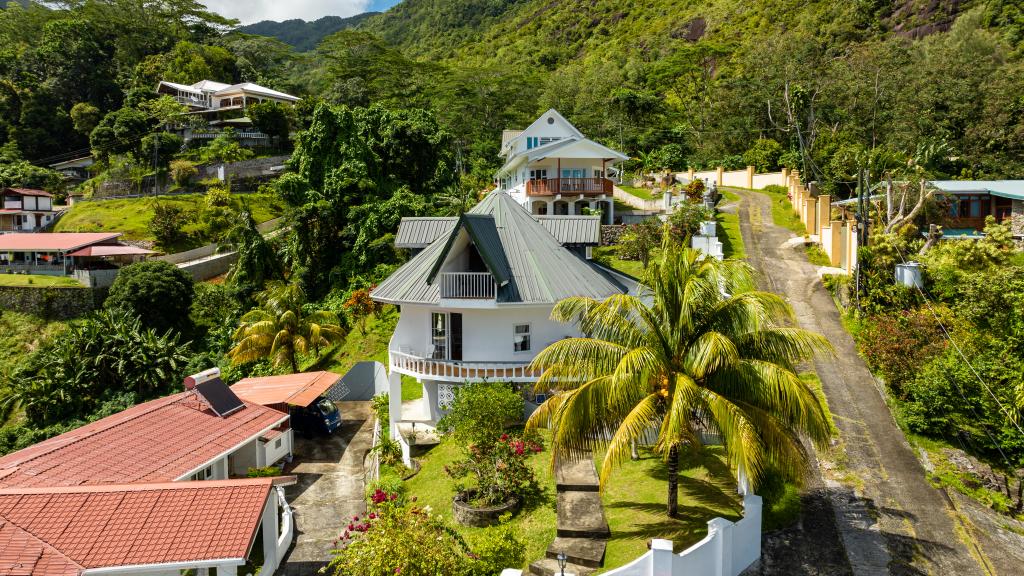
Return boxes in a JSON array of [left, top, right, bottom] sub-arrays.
[[496, 109, 629, 224], [371, 191, 638, 431]]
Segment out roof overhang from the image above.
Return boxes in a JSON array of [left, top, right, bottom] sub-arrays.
[[425, 214, 511, 286], [230, 372, 342, 407]]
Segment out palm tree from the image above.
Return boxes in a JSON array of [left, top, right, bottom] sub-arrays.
[[229, 282, 347, 373], [527, 245, 833, 517]]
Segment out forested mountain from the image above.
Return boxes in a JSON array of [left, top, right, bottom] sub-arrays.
[[349, 0, 1024, 193], [0, 0, 1021, 197], [238, 13, 378, 51]]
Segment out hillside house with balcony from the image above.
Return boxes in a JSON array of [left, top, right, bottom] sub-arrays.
[[928, 180, 1024, 236], [371, 191, 638, 431], [1, 188, 58, 232], [496, 109, 629, 224], [156, 79, 300, 146]]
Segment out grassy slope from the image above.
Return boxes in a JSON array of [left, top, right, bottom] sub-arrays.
[[618, 185, 657, 201], [54, 193, 287, 242], [317, 307, 423, 401], [755, 186, 805, 235], [0, 274, 81, 287], [403, 429, 557, 569], [0, 312, 67, 426], [592, 245, 645, 279], [718, 189, 746, 260], [595, 446, 742, 571]]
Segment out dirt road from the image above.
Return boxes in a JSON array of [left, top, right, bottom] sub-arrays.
[[734, 189, 994, 576]]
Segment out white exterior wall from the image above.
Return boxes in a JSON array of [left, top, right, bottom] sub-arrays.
[[752, 172, 787, 189], [391, 304, 577, 363], [229, 439, 260, 476], [720, 170, 749, 188], [261, 429, 293, 467]]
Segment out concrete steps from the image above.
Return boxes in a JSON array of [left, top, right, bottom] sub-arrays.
[[545, 537, 606, 568], [556, 491, 610, 538], [528, 557, 596, 576], [528, 455, 610, 576]]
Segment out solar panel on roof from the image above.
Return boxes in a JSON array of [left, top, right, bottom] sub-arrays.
[[195, 378, 245, 417]]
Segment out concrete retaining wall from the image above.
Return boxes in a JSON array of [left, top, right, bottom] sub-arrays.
[[177, 251, 238, 281], [0, 285, 100, 319], [199, 155, 290, 180], [681, 167, 789, 191]]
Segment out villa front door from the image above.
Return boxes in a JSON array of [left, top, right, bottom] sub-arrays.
[[450, 313, 462, 361]]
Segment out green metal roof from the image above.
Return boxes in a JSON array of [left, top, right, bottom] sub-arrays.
[[395, 217, 457, 248], [395, 214, 601, 248], [929, 180, 1024, 201], [372, 191, 631, 305]]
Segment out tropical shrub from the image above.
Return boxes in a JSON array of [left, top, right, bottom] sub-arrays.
[[616, 218, 661, 267], [198, 128, 254, 164], [344, 288, 380, 335], [148, 202, 193, 248], [371, 393, 390, 428], [684, 178, 705, 200], [106, 260, 195, 334], [205, 183, 231, 207], [857, 308, 950, 397], [329, 489, 524, 576], [743, 138, 783, 172], [667, 200, 711, 240], [247, 466, 282, 477], [437, 382, 523, 447], [2, 310, 189, 426], [169, 159, 198, 187]]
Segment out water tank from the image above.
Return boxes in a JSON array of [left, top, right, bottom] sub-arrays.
[[895, 262, 923, 289]]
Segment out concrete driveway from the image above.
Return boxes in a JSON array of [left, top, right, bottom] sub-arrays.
[[278, 401, 372, 575]]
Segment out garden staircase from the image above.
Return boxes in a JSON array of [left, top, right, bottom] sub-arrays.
[[529, 456, 610, 576]]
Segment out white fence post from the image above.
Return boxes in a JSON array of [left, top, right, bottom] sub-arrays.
[[651, 539, 674, 576]]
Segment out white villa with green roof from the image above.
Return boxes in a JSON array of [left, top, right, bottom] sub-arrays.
[[371, 191, 638, 432], [496, 109, 629, 225]]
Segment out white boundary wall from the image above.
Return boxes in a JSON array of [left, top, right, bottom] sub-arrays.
[[501, 493, 762, 576], [681, 167, 789, 190]]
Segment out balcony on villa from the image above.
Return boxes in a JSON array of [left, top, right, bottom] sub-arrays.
[[388, 348, 537, 383], [525, 177, 613, 197], [439, 272, 496, 300]]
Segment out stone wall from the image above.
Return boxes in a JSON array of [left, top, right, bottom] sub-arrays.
[[0, 286, 100, 319], [601, 224, 627, 246], [1011, 200, 1024, 237], [198, 155, 290, 180]]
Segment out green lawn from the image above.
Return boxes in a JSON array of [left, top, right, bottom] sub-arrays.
[[618, 185, 657, 201], [592, 245, 646, 279], [403, 429, 557, 570], [716, 189, 746, 260], [595, 445, 743, 571], [55, 193, 287, 245], [755, 186, 805, 235], [0, 274, 82, 287]]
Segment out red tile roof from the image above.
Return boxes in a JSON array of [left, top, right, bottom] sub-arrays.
[[0, 392, 287, 489], [3, 188, 53, 198], [231, 371, 341, 407], [0, 479, 279, 575], [0, 233, 121, 253]]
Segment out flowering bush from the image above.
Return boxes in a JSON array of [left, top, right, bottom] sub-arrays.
[[327, 489, 524, 576], [445, 433, 542, 506], [684, 178, 706, 200]]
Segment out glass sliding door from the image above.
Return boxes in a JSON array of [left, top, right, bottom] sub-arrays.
[[431, 312, 447, 359]]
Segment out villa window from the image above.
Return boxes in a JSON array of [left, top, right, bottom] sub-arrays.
[[191, 465, 214, 481], [526, 137, 539, 149], [431, 312, 448, 359], [530, 169, 547, 180], [514, 324, 531, 353]]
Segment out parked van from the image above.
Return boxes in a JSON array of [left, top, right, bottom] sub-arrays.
[[290, 397, 342, 436]]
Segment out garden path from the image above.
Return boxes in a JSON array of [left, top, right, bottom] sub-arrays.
[[734, 189, 1001, 575]]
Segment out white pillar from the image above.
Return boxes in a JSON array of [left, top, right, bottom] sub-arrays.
[[608, 199, 614, 225], [546, 199, 553, 215], [260, 492, 281, 574], [651, 538, 674, 576], [388, 371, 402, 438]]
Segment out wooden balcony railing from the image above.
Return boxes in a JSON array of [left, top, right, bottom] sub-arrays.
[[439, 272, 495, 299], [389, 350, 538, 382], [526, 178, 613, 196]]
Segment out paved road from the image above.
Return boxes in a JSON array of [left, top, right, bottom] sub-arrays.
[[733, 190, 991, 576], [278, 401, 373, 576]]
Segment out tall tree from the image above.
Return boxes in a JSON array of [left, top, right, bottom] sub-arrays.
[[528, 246, 833, 517]]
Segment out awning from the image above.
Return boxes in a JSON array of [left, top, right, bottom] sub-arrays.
[[66, 244, 155, 257], [230, 371, 342, 407]]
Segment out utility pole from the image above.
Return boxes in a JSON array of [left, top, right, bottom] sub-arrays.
[[152, 132, 159, 196]]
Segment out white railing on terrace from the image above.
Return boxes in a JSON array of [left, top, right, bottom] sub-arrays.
[[389, 349, 536, 382], [439, 272, 496, 299]]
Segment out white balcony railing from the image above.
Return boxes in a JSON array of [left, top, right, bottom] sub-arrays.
[[389, 350, 536, 382], [439, 272, 496, 299]]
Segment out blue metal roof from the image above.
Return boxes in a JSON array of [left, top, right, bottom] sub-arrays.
[[929, 180, 1024, 201]]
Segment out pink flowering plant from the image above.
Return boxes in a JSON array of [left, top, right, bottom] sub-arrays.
[[436, 382, 542, 507], [327, 489, 524, 576]]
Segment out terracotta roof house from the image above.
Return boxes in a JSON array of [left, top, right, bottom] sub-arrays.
[[0, 478, 294, 576], [0, 232, 153, 287], [0, 370, 298, 575], [372, 191, 638, 441]]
